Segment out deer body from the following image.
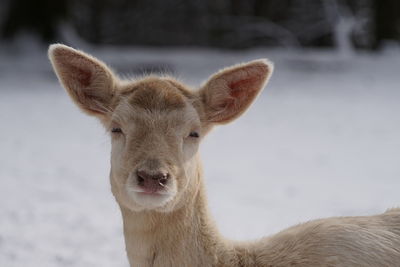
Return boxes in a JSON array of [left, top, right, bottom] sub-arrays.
[[49, 44, 400, 267], [120, 178, 400, 267]]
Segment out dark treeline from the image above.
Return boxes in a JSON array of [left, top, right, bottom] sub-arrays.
[[1, 0, 399, 50]]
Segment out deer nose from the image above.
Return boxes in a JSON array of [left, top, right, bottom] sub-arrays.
[[136, 170, 169, 187]]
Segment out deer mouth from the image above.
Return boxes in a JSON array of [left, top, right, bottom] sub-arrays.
[[136, 189, 171, 196], [126, 185, 176, 209]]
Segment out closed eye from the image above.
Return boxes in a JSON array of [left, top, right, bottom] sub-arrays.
[[188, 131, 199, 138], [111, 127, 122, 133]]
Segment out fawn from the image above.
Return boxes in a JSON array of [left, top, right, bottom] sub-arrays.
[[49, 44, 400, 267]]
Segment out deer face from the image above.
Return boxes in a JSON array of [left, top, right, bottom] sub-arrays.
[[108, 79, 204, 211], [49, 44, 273, 212]]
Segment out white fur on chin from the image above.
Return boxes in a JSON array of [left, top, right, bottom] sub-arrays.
[[126, 185, 175, 210]]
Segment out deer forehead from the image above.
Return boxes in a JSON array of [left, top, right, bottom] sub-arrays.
[[112, 78, 201, 131], [128, 79, 187, 110]]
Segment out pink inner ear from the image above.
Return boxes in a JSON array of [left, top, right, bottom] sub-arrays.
[[228, 77, 258, 98], [67, 65, 107, 115], [75, 67, 92, 87], [213, 77, 259, 123]]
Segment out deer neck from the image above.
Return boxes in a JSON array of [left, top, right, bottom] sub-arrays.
[[119, 163, 226, 267]]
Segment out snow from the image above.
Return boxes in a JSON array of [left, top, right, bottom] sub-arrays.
[[0, 44, 399, 266]]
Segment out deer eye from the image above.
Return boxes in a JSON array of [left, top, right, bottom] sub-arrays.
[[111, 127, 122, 133], [188, 131, 199, 138]]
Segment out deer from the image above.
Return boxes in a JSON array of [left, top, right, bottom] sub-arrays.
[[49, 44, 400, 267]]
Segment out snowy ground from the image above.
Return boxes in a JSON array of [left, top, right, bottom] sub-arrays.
[[1, 44, 400, 266]]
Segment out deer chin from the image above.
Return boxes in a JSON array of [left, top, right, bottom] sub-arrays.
[[125, 184, 176, 210]]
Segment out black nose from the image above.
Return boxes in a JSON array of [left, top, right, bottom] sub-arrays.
[[136, 170, 169, 187]]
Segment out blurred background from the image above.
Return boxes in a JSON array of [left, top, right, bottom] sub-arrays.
[[1, 0, 400, 49], [0, 1, 399, 266]]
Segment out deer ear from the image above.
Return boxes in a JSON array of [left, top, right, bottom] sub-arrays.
[[199, 59, 273, 124], [48, 44, 117, 117]]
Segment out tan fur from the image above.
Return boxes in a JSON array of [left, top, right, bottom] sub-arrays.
[[49, 44, 400, 267]]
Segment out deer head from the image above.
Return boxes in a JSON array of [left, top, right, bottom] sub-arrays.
[[49, 44, 273, 213]]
